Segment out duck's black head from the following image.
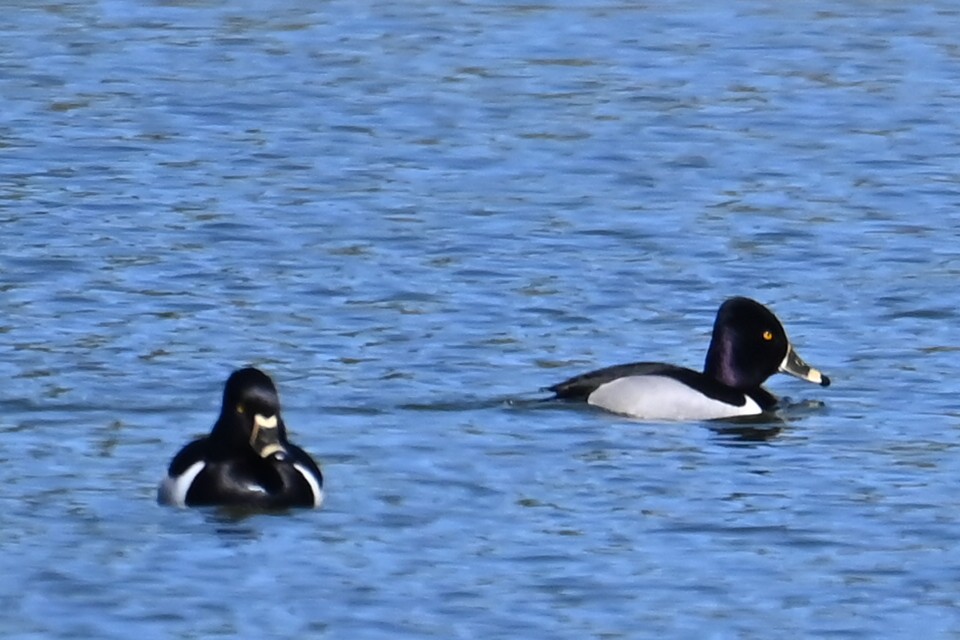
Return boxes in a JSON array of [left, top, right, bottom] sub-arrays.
[[703, 297, 830, 390], [211, 367, 290, 460]]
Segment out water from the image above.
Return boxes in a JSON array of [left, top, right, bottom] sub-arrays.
[[3, 0, 960, 637]]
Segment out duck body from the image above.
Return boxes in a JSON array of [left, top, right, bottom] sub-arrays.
[[158, 367, 324, 509], [160, 436, 323, 509], [549, 362, 775, 421], [548, 297, 829, 421]]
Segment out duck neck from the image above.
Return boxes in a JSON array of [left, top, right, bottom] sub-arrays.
[[704, 332, 747, 388], [209, 415, 252, 457]]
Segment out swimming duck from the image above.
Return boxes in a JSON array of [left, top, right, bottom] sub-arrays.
[[158, 367, 324, 508], [547, 297, 830, 421]]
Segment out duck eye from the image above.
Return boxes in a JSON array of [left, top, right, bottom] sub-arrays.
[[236, 403, 245, 415], [762, 330, 774, 341]]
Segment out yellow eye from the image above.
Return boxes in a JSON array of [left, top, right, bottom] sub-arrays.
[[762, 330, 774, 341], [236, 403, 245, 414]]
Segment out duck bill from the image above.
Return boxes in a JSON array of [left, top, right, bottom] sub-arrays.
[[250, 413, 287, 460], [779, 346, 831, 387]]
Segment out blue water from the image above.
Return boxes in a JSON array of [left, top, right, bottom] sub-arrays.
[[3, 0, 960, 637]]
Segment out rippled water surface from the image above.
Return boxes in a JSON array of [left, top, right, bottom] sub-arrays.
[[4, 1, 960, 638]]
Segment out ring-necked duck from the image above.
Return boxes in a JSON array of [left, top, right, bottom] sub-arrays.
[[547, 297, 830, 421], [158, 367, 324, 508]]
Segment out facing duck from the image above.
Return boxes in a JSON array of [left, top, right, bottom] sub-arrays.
[[548, 297, 830, 421], [158, 367, 324, 508]]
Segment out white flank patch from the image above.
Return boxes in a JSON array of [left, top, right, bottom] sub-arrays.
[[157, 461, 206, 507], [587, 375, 762, 421], [294, 462, 324, 508]]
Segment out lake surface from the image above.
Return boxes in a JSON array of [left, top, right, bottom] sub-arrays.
[[3, 0, 960, 637]]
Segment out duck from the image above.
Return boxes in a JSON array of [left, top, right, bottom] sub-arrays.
[[158, 367, 324, 508], [547, 297, 830, 421]]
